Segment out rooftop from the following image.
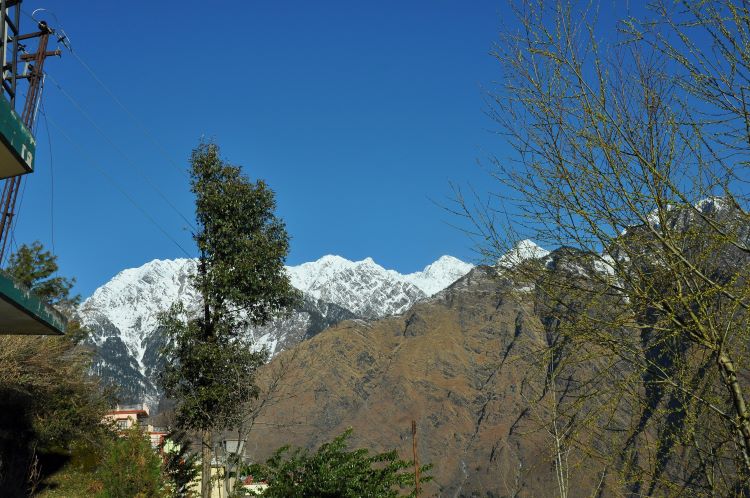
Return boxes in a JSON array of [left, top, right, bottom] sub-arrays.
[[0, 271, 66, 335]]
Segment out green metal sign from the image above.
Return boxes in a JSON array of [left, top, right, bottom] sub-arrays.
[[0, 94, 34, 179]]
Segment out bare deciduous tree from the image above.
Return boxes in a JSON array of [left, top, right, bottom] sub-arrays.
[[459, 1, 750, 495]]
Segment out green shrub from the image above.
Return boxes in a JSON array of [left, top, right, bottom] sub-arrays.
[[248, 429, 431, 498], [96, 426, 166, 498]]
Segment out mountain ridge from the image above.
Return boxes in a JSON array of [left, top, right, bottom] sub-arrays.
[[78, 254, 474, 405]]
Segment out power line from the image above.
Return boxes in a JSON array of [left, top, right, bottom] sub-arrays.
[[45, 72, 197, 232], [67, 49, 189, 180], [13, 11, 194, 259], [0, 15, 59, 265], [41, 97, 55, 256], [44, 112, 193, 259]]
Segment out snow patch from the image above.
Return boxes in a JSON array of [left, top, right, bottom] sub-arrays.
[[695, 196, 729, 215], [498, 240, 550, 269], [80, 258, 199, 368], [401, 255, 475, 296], [593, 254, 616, 276]]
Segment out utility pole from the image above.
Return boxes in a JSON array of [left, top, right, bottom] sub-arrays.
[[0, 1, 60, 264], [412, 420, 420, 497]]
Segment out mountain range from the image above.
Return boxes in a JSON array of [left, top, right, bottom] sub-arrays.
[[236, 202, 747, 496], [77, 254, 474, 405], [241, 263, 555, 497], [76, 198, 749, 495]]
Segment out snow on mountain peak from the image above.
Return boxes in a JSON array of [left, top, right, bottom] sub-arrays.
[[80, 258, 199, 365], [695, 196, 730, 215], [284, 254, 467, 317], [79, 253, 473, 405], [83, 253, 473, 360], [498, 240, 550, 269], [402, 255, 475, 296], [286, 254, 474, 305]]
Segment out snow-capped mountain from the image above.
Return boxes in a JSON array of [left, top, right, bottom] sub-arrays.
[[81, 258, 199, 368], [286, 255, 473, 318], [497, 239, 550, 269], [79, 254, 474, 405]]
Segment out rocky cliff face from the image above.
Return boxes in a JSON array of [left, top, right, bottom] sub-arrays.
[[236, 205, 750, 497], [237, 236, 655, 497], [242, 264, 572, 497], [78, 255, 473, 405]]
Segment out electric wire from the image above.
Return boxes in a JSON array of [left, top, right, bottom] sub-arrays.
[[3, 177, 28, 267], [67, 49, 188, 180], [16, 10, 197, 250], [41, 98, 55, 256], [36, 16, 191, 180], [14, 12, 196, 260], [44, 112, 193, 259], [1, 16, 56, 262], [45, 72, 197, 232], [8, 232, 16, 266]]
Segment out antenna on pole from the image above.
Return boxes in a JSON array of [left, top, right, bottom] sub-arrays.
[[0, 0, 61, 264]]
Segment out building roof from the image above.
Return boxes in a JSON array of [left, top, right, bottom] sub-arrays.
[[0, 271, 66, 335]]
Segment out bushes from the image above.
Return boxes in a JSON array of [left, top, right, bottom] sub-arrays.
[[96, 426, 167, 498], [39, 427, 200, 498], [0, 242, 110, 495], [248, 429, 431, 498]]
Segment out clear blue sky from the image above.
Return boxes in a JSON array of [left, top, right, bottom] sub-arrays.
[[11, 1, 512, 297]]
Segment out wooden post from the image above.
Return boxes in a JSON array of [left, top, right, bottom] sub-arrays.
[[412, 420, 420, 497]]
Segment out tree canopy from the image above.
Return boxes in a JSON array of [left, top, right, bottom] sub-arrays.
[[160, 142, 297, 498]]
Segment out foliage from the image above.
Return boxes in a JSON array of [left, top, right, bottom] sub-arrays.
[[456, 0, 750, 495], [190, 143, 298, 329], [161, 429, 199, 498], [37, 464, 103, 497], [0, 333, 110, 446], [7, 240, 88, 342], [1, 242, 107, 449], [7, 241, 79, 309], [0, 243, 108, 495], [159, 304, 267, 432], [160, 142, 298, 497], [96, 426, 167, 498], [248, 429, 432, 498]]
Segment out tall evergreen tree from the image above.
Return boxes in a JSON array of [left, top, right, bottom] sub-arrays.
[[160, 142, 297, 498]]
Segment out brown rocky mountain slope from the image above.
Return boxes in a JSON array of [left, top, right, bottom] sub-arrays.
[[241, 266, 607, 497]]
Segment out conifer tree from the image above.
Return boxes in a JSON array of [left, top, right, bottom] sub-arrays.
[[160, 142, 297, 498], [7, 240, 79, 309]]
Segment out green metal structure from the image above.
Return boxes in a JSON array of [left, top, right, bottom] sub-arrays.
[[0, 271, 65, 334], [0, 94, 34, 179], [0, 1, 65, 335]]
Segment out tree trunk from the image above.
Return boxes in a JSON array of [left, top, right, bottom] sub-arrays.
[[224, 437, 246, 496], [202, 429, 212, 498], [717, 353, 750, 475]]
